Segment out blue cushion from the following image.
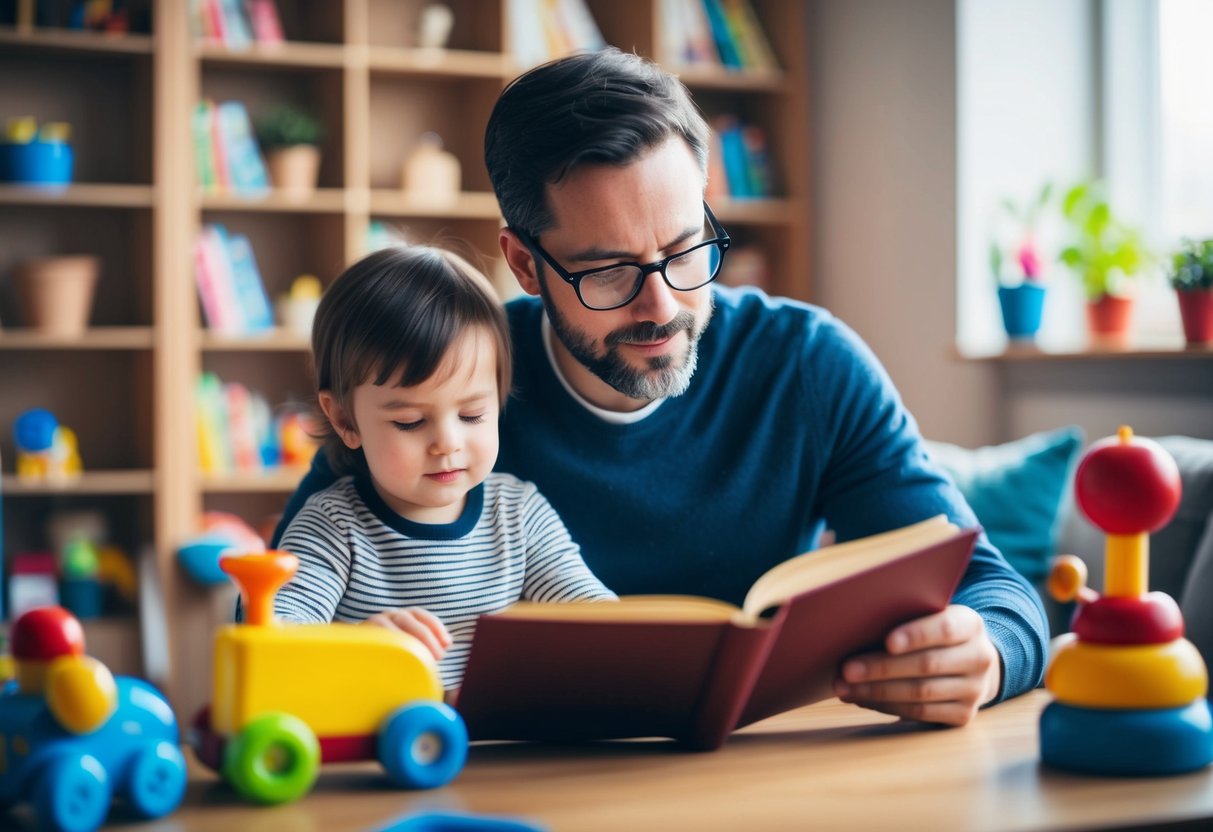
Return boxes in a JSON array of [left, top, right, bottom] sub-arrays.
[[925, 426, 1084, 582]]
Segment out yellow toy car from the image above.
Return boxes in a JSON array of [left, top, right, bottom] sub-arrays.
[[191, 552, 467, 804]]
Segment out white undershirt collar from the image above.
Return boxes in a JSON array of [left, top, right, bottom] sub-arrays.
[[541, 314, 664, 425]]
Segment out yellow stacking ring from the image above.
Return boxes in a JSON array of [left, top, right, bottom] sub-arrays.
[[1047, 633, 1208, 709]]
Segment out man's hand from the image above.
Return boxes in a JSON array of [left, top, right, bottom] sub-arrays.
[[832, 604, 1001, 726], [363, 607, 452, 661]]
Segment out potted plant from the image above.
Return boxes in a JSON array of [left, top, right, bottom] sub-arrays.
[[255, 105, 324, 197], [1169, 238, 1213, 344], [1057, 181, 1152, 342], [990, 182, 1052, 340]]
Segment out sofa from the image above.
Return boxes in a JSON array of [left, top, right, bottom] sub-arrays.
[[926, 430, 1213, 664]]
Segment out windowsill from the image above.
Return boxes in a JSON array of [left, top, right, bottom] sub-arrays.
[[955, 337, 1213, 362]]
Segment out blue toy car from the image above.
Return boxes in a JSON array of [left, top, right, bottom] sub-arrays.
[[0, 675, 187, 832]]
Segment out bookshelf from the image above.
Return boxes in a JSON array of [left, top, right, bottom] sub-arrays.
[[0, 0, 811, 719]]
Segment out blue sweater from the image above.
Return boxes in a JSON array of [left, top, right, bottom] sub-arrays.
[[277, 286, 1047, 700]]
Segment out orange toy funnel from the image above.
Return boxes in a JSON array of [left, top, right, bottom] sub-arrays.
[[221, 551, 298, 627]]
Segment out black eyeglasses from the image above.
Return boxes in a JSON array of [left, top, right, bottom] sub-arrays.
[[513, 201, 731, 311]]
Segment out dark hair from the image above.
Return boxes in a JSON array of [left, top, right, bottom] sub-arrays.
[[311, 245, 512, 475], [484, 48, 710, 236]]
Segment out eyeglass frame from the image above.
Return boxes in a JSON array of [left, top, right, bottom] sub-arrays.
[[511, 201, 731, 311]]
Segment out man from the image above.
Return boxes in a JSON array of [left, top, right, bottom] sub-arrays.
[[278, 48, 1047, 726]]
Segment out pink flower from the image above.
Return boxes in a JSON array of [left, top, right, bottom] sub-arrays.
[[1017, 239, 1042, 281]]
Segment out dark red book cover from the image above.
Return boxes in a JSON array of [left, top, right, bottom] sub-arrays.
[[455, 527, 978, 748]]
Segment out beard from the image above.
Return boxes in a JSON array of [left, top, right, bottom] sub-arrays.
[[538, 274, 712, 401]]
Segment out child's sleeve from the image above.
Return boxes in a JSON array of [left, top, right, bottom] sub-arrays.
[[519, 487, 617, 603], [274, 498, 353, 623]]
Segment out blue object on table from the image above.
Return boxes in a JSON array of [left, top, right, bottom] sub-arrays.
[[374, 811, 547, 832], [1040, 699, 1213, 776], [0, 140, 74, 185]]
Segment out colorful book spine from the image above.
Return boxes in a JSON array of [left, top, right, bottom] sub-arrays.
[[192, 100, 219, 192], [216, 101, 270, 195], [700, 0, 744, 69], [722, 0, 779, 71], [244, 0, 284, 44], [224, 232, 274, 332]]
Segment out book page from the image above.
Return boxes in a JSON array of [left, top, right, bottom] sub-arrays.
[[495, 594, 740, 623], [741, 515, 959, 621]]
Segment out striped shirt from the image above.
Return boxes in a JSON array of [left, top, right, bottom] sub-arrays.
[[275, 472, 616, 688]]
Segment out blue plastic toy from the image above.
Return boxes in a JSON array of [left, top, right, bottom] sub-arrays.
[[375, 811, 547, 832], [0, 606, 186, 832]]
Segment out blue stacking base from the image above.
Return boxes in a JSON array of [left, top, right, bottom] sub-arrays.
[[1040, 699, 1213, 776]]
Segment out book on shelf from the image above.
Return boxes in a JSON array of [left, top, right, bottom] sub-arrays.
[[194, 223, 273, 335], [193, 100, 269, 196], [660, 0, 720, 67], [661, 0, 778, 71], [508, 0, 605, 67], [216, 101, 270, 195], [455, 516, 979, 749], [189, 0, 284, 47], [195, 372, 277, 474], [711, 116, 776, 199]]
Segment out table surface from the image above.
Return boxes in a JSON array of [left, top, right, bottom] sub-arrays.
[[28, 690, 1213, 832]]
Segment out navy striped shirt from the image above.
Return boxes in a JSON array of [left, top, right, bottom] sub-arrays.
[[275, 472, 616, 688]]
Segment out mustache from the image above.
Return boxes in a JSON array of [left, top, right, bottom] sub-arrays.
[[605, 312, 697, 347]]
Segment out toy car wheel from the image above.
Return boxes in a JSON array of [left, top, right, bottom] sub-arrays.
[[127, 740, 188, 819], [34, 753, 111, 832], [222, 711, 320, 805], [379, 701, 468, 789]]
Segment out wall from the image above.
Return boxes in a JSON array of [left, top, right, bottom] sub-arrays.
[[810, 0, 998, 446]]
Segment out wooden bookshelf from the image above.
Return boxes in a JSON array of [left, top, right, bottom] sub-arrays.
[[0, 0, 813, 720]]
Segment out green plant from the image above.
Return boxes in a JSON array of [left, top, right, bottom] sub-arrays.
[[1057, 181, 1152, 300], [989, 182, 1053, 286], [255, 105, 324, 149], [1169, 238, 1213, 292]]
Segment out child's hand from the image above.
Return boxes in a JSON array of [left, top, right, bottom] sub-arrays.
[[363, 607, 452, 661]]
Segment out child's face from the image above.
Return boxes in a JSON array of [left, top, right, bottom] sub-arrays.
[[339, 328, 501, 524]]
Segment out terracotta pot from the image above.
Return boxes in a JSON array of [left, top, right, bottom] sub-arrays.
[[13, 254, 100, 336], [266, 145, 321, 197], [1176, 288, 1213, 345], [1085, 294, 1133, 343]]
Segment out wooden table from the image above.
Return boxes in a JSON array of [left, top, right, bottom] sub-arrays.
[[77, 691, 1213, 831]]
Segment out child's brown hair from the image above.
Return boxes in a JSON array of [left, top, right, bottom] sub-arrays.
[[311, 245, 512, 475]]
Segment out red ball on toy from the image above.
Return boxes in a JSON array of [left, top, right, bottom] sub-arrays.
[[11, 606, 86, 661], [1075, 426, 1181, 534]]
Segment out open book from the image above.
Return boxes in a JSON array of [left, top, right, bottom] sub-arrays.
[[455, 516, 979, 749]]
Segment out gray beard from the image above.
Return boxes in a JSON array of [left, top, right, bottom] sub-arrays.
[[538, 275, 711, 401]]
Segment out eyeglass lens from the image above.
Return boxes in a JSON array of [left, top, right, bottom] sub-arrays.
[[579, 226, 724, 309]]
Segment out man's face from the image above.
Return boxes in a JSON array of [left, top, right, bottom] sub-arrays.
[[523, 137, 715, 409]]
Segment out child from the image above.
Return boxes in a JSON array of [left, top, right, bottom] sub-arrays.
[[275, 245, 616, 689]]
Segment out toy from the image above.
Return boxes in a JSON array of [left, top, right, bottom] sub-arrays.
[[13, 408, 82, 482], [176, 511, 266, 585], [190, 551, 468, 804], [9, 551, 59, 618], [0, 606, 186, 832], [0, 118, 73, 186], [59, 538, 103, 619], [1041, 425, 1213, 775], [377, 811, 546, 832]]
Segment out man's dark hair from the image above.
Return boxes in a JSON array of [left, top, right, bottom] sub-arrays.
[[311, 245, 512, 475], [484, 48, 710, 237]]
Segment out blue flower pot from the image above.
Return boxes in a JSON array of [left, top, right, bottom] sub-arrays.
[[0, 140, 74, 185], [998, 283, 1046, 339]]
